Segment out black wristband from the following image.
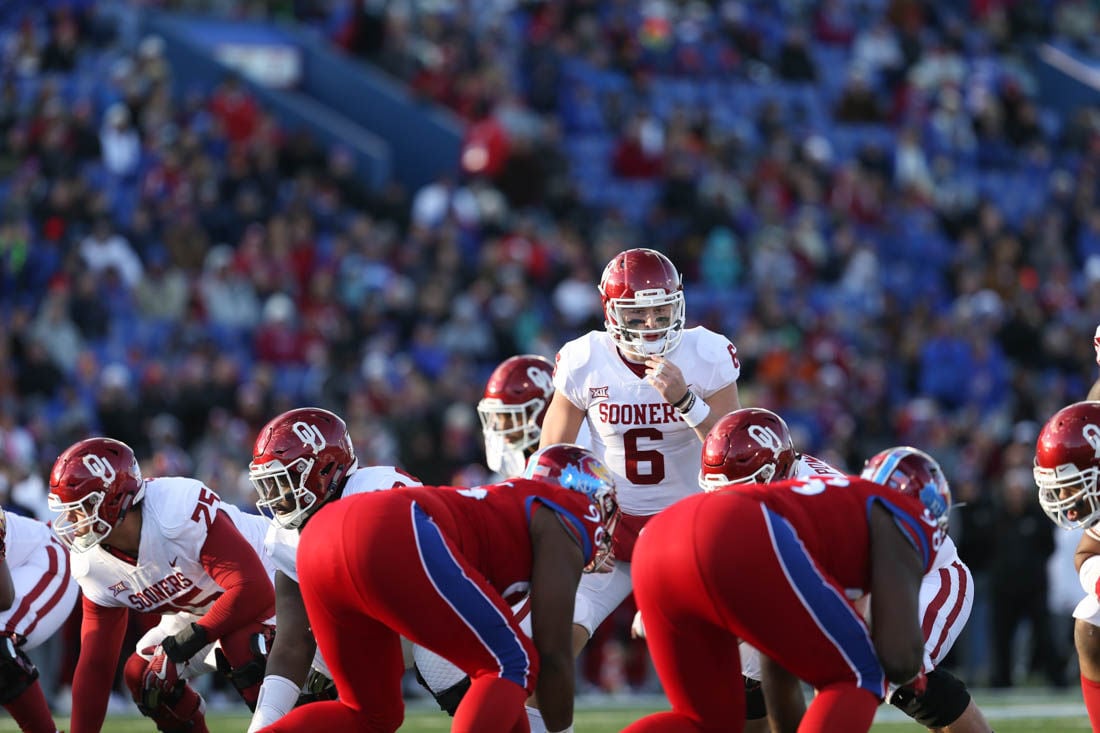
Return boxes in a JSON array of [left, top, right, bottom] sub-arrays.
[[162, 622, 209, 663], [675, 391, 697, 414], [673, 390, 693, 409]]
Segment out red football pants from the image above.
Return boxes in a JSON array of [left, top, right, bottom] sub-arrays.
[[257, 492, 535, 733], [623, 493, 883, 733]]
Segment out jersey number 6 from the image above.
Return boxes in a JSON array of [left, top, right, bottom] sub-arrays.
[[624, 427, 665, 484]]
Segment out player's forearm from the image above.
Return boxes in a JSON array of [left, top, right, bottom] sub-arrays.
[[535, 652, 575, 731], [264, 630, 314, 685], [0, 560, 14, 610]]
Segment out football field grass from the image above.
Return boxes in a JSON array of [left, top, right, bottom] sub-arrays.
[[4, 690, 1091, 732]]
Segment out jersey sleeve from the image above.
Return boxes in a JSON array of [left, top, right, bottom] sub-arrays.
[[524, 489, 599, 565], [552, 336, 592, 412], [867, 495, 938, 573], [196, 510, 275, 639], [692, 329, 741, 398]]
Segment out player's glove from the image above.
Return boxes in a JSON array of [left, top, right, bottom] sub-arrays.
[[141, 645, 187, 704], [888, 670, 928, 705], [161, 622, 209, 663], [0, 510, 7, 562]]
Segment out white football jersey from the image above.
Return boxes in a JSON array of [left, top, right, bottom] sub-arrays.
[[554, 328, 740, 515], [264, 466, 422, 582], [71, 477, 273, 614], [5, 510, 60, 569], [793, 453, 846, 480]]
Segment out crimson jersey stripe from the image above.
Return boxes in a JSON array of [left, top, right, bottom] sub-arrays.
[[19, 539, 72, 639], [927, 562, 969, 663], [4, 538, 64, 636]]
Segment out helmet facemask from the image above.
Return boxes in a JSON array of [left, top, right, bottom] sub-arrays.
[[604, 291, 685, 358], [251, 455, 329, 529], [587, 494, 619, 573], [48, 491, 116, 552], [478, 396, 545, 477], [1035, 462, 1100, 530], [698, 462, 777, 492]]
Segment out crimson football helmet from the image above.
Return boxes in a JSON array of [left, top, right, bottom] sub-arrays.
[[249, 407, 358, 529], [698, 408, 797, 491], [48, 437, 146, 552], [478, 355, 556, 477], [599, 248, 685, 358], [523, 443, 619, 571], [1034, 401, 1100, 529], [861, 446, 952, 531]]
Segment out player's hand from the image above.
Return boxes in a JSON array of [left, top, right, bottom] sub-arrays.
[[142, 644, 187, 699], [1094, 324, 1100, 366], [631, 610, 646, 639], [644, 356, 687, 405]]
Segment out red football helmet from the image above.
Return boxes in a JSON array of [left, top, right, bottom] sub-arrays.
[[861, 446, 952, 531], [478, 355, 556, 477], [699, 408, 797, 491], [48, 437, 146, 552], [599, 248, 685, 358], [1034, 401, 1100, 529], [249, 407, 358, 529], [523, 443, 619, 571]]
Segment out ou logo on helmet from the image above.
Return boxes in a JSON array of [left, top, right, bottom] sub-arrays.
[[747, 425, 783, 457], [1084, 423, 1100, 459], [292, 422, 327, 453], [82, 454, 117, 486], [528, 366, 554, 398]]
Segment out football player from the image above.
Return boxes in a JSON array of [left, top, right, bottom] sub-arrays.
[[623, 469, 946, 733], [252, 443, 619, 733], [48, 437, 276, 733], [1034, 400, 1100, 729], [246, 407, 422, 732], [0, 508, 79, 733], [536, 248, 740, 722], [680, 410, 991, 732]]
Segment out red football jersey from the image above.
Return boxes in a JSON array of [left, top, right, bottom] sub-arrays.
[[394, 479, 605, 600], [726, 474, 944, 595]]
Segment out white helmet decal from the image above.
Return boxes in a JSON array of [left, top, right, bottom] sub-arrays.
[[1085, 423, 1100, 459], [527, 366, 554, 398], [747, 425, 784, 458], [292, 422, 327, 453], [82, 454, 116, 486]]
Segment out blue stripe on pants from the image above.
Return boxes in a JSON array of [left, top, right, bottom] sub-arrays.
[[763, 505, 886, 699], [410, 502, 531, 689]]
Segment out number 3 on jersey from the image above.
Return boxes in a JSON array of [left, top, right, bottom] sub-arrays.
[[190, 487, 218, 528], [624, 427, 665, 484]]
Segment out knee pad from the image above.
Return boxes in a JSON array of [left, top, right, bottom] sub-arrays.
[[296, 667, 339, 706], [213, 626, 275, 710], [890, 667, 971, 729], [0, 635, 39, 705], [414, 664, 471, 716], [744, 675, 767, 721]]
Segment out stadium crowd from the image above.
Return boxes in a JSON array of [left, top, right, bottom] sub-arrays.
[[3, 0, 1100, 714]]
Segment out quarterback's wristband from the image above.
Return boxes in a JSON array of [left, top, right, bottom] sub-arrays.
[[679, 393, 711, 428], [163, 622, 209, 663], [1081, 555, 1100, 597]]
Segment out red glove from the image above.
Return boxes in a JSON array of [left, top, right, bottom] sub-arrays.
[[142, 645, 187, 703]]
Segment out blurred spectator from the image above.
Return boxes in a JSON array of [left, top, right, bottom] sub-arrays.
[[209, 73, 259, 145], [989, 464, 1061, 688], [79, 216, 144, 289], [99, 103, 141, 177]]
